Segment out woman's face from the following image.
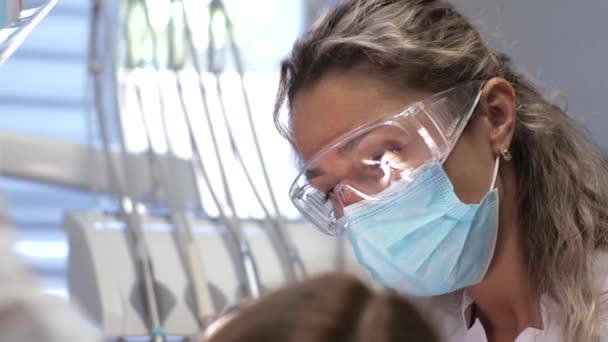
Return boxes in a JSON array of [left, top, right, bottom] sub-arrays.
[[291, 71, 498, 207]]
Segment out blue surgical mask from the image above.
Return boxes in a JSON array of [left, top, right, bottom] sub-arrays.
[[343, 159, 500, 297]]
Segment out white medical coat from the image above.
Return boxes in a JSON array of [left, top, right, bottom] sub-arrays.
[[414, 252, 608, 341]]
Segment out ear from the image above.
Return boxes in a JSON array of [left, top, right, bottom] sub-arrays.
[[481, 77, 517, 155]]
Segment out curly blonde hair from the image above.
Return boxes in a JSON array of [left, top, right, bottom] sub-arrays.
[[273, 0, 608, 340]]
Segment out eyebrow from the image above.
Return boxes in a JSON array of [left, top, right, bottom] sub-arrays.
[[303, 130, 374, 181], [337, 129, 372, 155]]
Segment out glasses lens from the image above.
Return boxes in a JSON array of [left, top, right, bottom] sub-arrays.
[[290, 82, 483, 235], [291, 116, 436, 234]]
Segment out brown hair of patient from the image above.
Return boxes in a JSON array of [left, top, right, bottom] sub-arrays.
[[206, 273, 440, 342]]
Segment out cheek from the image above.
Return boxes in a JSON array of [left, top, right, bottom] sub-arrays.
[[443, 132, 495, 204]]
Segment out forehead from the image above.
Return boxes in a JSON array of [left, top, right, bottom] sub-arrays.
[[290, 71, 431, 162]]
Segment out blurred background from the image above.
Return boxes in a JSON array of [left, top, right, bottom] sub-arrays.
[[0, 0, 605, 339]]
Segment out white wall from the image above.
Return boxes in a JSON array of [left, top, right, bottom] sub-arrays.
[[453, 0, 608, 147]]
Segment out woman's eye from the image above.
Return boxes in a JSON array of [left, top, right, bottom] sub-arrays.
[[371, 148, 402, 163]]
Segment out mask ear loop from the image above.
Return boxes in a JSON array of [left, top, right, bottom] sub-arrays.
[[489, 147, 511, 191], [489, 156, 501, 191]]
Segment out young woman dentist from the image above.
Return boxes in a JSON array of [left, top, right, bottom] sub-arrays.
[[273, 0, 608, 341]]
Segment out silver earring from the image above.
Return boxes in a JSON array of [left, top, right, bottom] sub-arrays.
[[501, 148, 512, 161]]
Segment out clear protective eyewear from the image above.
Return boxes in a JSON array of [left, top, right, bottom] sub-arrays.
[[289, 81, 484, 235]]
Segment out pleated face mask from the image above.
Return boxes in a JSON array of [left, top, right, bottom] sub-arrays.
[[344, 159, 500, 297]]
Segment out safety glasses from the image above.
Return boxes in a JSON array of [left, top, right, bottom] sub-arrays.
[[289, 81, 484, 235]]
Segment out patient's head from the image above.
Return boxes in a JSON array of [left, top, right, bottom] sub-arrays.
[[206, 273, 439, 342]]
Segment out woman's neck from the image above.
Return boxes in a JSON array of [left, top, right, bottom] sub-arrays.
[[468, 230, 542, 339], [467, 170, 542, 340]]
